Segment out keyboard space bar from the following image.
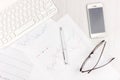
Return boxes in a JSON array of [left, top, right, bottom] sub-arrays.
[[15, 20, 35, 36]]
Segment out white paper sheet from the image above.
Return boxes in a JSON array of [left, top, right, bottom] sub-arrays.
[[11, 15, 120, 80], [0, 47, 33, 80], [12, 19, 62, 65]]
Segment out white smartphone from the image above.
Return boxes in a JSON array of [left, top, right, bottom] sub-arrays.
[[87, 3, 106, 38]]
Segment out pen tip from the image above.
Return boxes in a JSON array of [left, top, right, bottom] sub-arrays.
[[60, 27, 62, 30]]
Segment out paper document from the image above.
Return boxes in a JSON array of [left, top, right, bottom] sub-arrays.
[[0, 47, 33, 80], [11, 19, 62, 65], [11, 15, 120, 80]]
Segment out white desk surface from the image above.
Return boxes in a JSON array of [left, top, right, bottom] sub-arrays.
[[52, 0, 120, 73], [0, 0, 120, 79]]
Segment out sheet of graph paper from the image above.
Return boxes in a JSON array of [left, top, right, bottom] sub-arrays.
[[11, 15, 120, 80], [0, 47, 33, 80]]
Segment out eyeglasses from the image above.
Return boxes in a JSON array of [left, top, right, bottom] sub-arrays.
[[80, 40, 115, 73]]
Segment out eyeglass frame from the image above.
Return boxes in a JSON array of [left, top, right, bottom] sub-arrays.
[[80, 40, 115, 73]]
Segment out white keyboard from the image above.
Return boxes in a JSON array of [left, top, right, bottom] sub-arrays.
[[0, 0, 57, 47]]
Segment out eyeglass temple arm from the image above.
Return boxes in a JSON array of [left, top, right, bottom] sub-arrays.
[[80, 57, 115, 73], [92, 58, 115, 70], [92, 40, 105, 52]]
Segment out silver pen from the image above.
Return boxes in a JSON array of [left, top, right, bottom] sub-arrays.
[[59, 27, 68, 64]]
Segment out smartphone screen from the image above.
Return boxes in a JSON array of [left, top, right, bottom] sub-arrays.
[[88, 7, 105, 34]]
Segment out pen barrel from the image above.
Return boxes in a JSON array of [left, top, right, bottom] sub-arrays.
[[60, 27, 68, 64]]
